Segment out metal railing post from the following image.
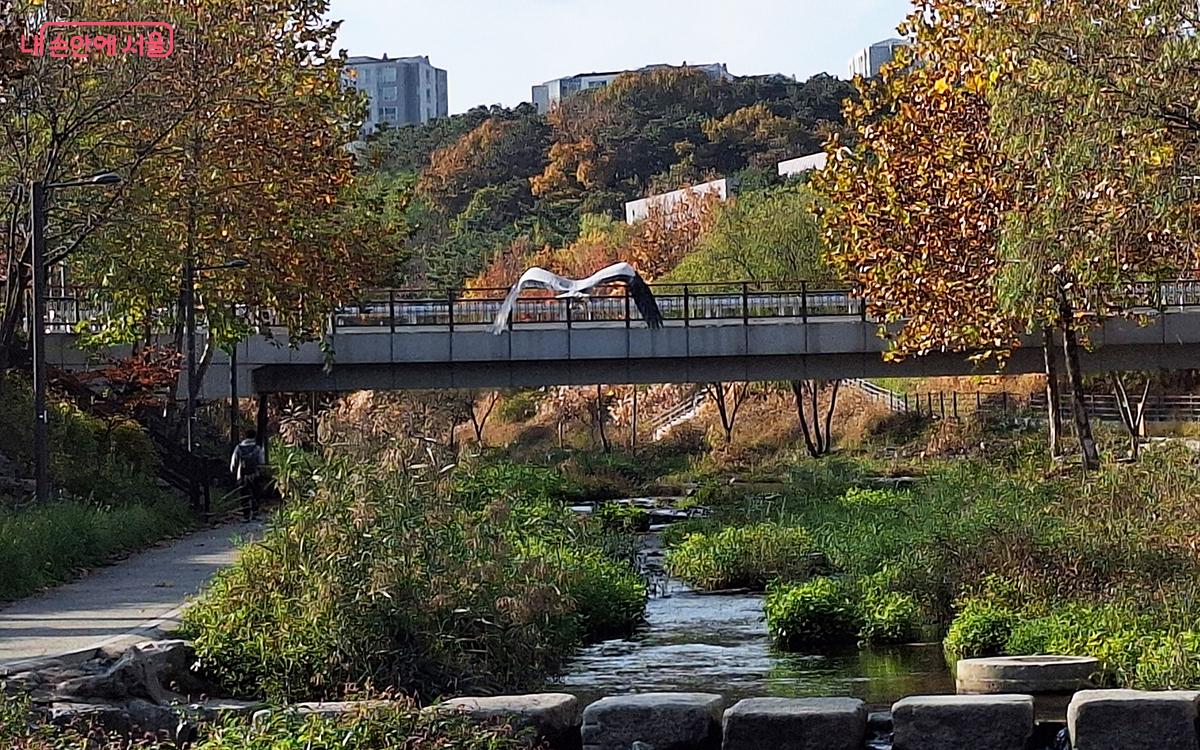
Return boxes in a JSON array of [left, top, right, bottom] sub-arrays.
[[566, 299, 572, 330], [683, 286, 690, 328], [625, 286, 631, 329], [801, 281, 808, 324], [447, 290, 455, 332], [389, 290, 396, 335], [742, 281, 750, 325]]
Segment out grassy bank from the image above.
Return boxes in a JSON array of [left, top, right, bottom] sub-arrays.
[[654, 417, 1200, 689], [183, 452, 646, 703], [0, 377, 191, 602]]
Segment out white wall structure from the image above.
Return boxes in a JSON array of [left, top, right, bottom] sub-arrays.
[[532, 63, 733, 114], [778, 152, 829, 177], [624, 178, 732, 225], [848, 38, 910, 79], [344, 54, 448, 136]]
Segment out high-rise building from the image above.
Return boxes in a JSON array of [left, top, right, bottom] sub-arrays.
[[532, 62, 733, 114], [848, 38, 910, 79], [344, 54, 448, 135]]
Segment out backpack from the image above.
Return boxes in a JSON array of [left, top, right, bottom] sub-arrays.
[[237, 443, 262, 477]]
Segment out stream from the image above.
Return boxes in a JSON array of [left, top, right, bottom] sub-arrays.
[[548, 499, 955, 711]]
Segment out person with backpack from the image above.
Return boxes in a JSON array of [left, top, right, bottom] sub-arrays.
[[230, 429, 266, 520]]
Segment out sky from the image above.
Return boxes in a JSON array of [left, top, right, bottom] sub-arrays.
[[328, 0, 915, 114]]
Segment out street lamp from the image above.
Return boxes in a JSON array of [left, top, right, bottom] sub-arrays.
[[30, 172, 124, 503]]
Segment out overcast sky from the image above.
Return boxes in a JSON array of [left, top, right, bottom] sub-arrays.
[[328, 0, 915, 113]]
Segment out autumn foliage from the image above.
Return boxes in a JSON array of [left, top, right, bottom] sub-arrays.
[[817, 2, 1017, 359]]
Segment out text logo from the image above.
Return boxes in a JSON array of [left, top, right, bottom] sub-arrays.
[[20, 22, 175, 60]]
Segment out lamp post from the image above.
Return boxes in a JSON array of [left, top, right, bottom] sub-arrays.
[[31, 173, 122, 504]]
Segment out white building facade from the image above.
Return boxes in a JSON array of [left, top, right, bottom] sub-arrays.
[[533, 62, 733, 114], [848, 38, 911, 79], [344, 54, 449, 135], [624, 178, 733, 225]]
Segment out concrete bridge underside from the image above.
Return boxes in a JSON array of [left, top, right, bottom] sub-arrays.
[[45, 313, 1200, 397]]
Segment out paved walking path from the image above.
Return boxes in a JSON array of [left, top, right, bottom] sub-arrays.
[[0, 520, 262, 672]]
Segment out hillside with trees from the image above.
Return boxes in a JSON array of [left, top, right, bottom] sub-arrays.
[[359, 70, 856, 288]]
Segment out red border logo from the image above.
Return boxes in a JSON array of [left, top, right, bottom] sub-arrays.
[[20, 21, 176, 59]]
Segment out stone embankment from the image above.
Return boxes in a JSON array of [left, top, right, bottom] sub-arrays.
[[6, 640, 1200, 749]]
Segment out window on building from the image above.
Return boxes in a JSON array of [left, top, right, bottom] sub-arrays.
[[382, 67, 397, 82], [382, 86, 398, 100], [381, 107, 397, 119]]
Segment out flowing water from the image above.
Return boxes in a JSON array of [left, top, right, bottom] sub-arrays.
[[548, 578, 953, 710], [550, 500, 954, 710]]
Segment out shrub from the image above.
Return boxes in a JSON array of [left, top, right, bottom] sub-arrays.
[[496, 390, 541, 423], [944, 597, 1018, 659], [840, 487, 908, 508], [856, 572, 923, 644], [596, 503, 650, 533], [766, 577, 861, 648], [665, 523, 821, 591], [453, 461, 581, 506]]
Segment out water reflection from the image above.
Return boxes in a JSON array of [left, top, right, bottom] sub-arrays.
[[550, 580, 953, 709]]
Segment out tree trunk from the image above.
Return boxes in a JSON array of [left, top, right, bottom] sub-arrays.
[[594, 384, 610, 454], [1111, 373, 1151, 460], [791, 380, 840, 458], [821, 380, 842, 455], [1043, 326, 1063, 460], [708, 383, 733, 443], [791, 381, 821, 457], [630, 385, 638, 453], [469, 390, 499, 445], [1057, 288, 1100, 470]]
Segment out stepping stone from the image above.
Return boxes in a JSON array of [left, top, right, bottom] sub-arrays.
[[581, 692, 724, 750], [723, 697, 866, 750], [892, 694, 1034, 750], [1068, 689, 1200, 750], [433, 693, 581, 749]]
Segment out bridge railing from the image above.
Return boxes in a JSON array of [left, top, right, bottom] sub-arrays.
[[329, 282, 864, 331], [40, 279, 1200, 335]]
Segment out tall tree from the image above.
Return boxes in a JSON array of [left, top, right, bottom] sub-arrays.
[[0, 0, 190, 367], [70, 0, 390, 367], [666, 183, 836, 285]]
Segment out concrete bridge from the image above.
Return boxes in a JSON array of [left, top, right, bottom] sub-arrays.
[[42, 282, 1200, 397]]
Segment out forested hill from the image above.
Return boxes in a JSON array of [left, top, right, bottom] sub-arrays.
[[358, 69, 857, 289]]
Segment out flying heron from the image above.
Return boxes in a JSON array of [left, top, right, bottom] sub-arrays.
[[489, 262, 665, 335]]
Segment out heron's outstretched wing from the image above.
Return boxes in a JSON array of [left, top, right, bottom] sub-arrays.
[[576, 262, 663, 330], [488, 267, 565, 335], [626, 273, 664, 329], [576, 262, 639, 292]]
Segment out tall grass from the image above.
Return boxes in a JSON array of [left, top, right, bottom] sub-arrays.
[[183, 449, 646, 702], [0, 376, 189, 602], [0, 691, 528, 750], [0, 498, 191, 601]]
